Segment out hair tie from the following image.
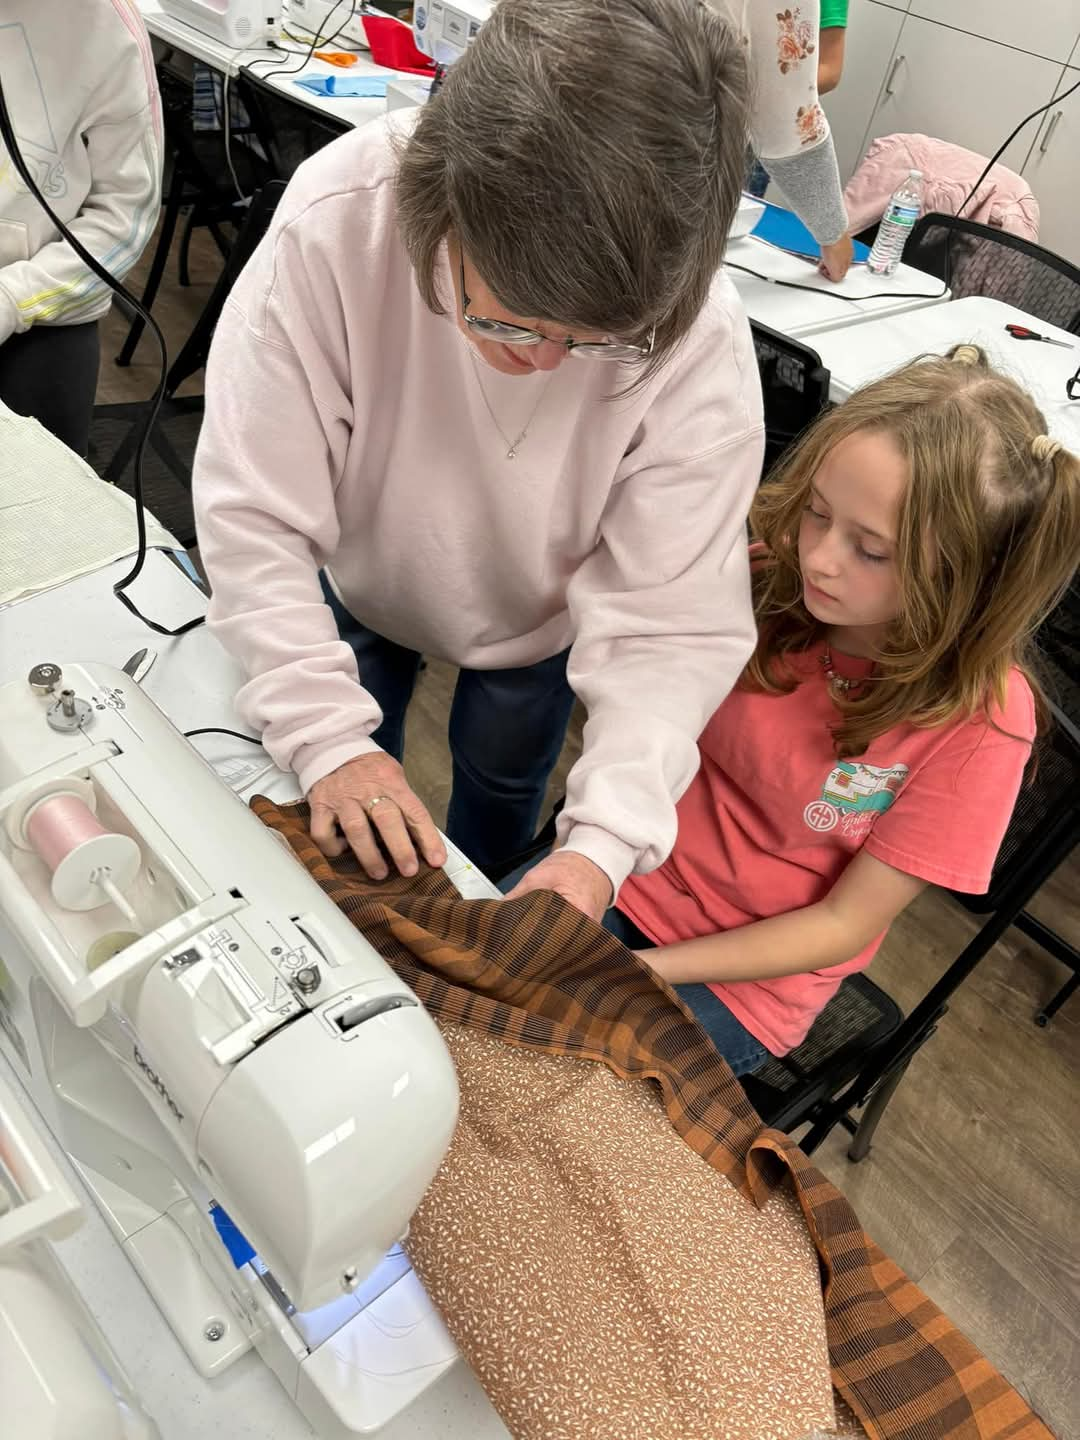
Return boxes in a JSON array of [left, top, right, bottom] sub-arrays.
[[951, 344, 981, 366], [1031, 434, 1063, 465]]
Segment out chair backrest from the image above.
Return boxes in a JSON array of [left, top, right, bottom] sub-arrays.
[[233, 67, 351, 182], [750, 322, 831, 477], [905, 213, 1080, 333]]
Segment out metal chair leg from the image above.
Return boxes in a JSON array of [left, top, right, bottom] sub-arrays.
[[847, 1057, 912, 1163], [115, 164, 184, 366], [178, 206, 198, 287], [1035, 969, 1080, 1026]]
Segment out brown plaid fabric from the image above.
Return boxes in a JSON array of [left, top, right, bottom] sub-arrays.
[[253, 798, 1052, 1440]]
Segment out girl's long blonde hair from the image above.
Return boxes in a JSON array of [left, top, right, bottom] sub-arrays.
[[744, 346, 1080, 757]]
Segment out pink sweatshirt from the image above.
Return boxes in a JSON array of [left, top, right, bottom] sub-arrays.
[[193, 116, 764, 895]]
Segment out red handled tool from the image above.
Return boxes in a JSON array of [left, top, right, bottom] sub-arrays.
[[1005, 323, 1075, 348]]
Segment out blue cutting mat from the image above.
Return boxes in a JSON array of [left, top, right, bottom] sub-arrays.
[[751, 202, 870, 262]]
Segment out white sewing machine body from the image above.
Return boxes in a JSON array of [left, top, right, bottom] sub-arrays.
[[412, 0, 492, 67], [158, 0, 283, 48], [0, 1070, 159, 1440], [0, 662, 460, 1437]]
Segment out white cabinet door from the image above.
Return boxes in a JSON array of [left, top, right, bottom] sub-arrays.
[[822, 1, 906, 181], [909, 0, 1080, 64], [1022, 73, 1080, 265], [863, 17, 1062, 174]]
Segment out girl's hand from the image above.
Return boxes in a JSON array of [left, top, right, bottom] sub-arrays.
[[819, 233, 854, 282]]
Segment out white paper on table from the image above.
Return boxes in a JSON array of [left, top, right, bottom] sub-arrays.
[[0, 405, 178, 605]]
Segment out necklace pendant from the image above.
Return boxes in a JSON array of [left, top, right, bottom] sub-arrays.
[[507, 447, 516, 460]]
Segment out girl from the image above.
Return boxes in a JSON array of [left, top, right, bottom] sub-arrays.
[[607, 345, 1080, 1075]]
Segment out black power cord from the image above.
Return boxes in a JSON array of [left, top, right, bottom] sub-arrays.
[[184, 726, 263, 744], [725, 260, 950, 305], [245, 0, 358, 78], [957, 73, 1080, 221], [0, 75, 204, 638]]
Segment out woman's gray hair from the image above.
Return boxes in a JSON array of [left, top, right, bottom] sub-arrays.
[[395, 0, 750, 373]]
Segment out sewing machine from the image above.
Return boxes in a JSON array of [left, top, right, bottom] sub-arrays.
[[0, 661, 460, 1438], [0, 1070, 160, 1439], [412, 0, 492, 68], [158, 0, 283, 48]]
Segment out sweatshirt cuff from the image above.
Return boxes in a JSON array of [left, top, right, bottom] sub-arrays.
[[293, 734, 382, 796], [758, 137, 849, 245], [0, 289, 18, 346], [560, 824, 639, 904]]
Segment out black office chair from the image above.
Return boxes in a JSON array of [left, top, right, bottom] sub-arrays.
[[905, 213, 1080, 334], [749, 322, 831, 476], [231, 66, 351, 182], [794, 696, 1080, 1161]]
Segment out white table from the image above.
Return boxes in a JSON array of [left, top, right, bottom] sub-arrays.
[[137, 0, 411, 130], [809, 295, 1080, 450], [0, 550, 509, 1440], [725, 234, 949, 339]]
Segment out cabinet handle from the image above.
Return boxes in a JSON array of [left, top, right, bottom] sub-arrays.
[[884, 54, 905, 97], [1039, 109, 1063, 155]]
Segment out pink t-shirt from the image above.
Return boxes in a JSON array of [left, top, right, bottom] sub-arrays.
[[618, 642, 1035, 1054]]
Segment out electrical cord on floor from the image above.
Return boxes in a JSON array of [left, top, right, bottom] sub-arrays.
[[0, 74, 204, 638]]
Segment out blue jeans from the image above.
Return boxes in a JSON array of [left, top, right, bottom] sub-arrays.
[[499, 856, 768, 1077], [321, 577, 576, 871], [744, 156, 770, 200]]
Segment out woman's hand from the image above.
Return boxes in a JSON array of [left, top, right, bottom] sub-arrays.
[[504, 850, 613, 923], [308, 753, 446, 880], [819, 233, 854, 282]]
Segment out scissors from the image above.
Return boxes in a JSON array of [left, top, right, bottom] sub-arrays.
[[1004, 323, 1075, 349]]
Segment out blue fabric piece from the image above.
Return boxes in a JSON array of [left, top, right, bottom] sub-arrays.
[[210, 1203, 256, 1269], [294, 75, 390, 98], [751, 202, 870, 262]]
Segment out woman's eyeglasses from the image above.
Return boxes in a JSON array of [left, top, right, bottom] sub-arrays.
[[1068, 362, 1080, 400], [460, 255, 654, 362]]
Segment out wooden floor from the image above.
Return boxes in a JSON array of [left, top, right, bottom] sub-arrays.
[[100, 220, 1080, 1438]]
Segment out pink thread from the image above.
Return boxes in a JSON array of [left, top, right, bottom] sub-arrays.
[[26, 794, 107, 874]]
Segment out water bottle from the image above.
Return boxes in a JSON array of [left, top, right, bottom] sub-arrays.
[[866, 169, 923, 277]]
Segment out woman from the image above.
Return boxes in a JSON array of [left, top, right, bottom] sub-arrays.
[[0, 0, 161, 453], [194, 0, 765, 921], [739, 0, 853, 279]]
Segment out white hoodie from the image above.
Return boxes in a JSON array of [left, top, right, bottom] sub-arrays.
[[0, 0, 162, 343]]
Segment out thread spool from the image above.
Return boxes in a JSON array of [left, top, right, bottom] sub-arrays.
[[8, 779, 141, 916]]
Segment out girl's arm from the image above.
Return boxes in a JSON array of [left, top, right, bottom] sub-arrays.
[[638, 851, 925, 986]]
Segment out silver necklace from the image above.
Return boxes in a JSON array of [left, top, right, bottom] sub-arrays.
[[821, 644, 868, 697], [469, 350, 555, 460]]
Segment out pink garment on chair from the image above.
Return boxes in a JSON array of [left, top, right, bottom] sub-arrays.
[[843, 134, 1040, 240]]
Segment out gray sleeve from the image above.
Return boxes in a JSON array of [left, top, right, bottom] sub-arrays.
[[758, 136, 849, 246]]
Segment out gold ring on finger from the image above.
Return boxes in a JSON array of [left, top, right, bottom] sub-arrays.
[[365, 795, 393, 814]]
